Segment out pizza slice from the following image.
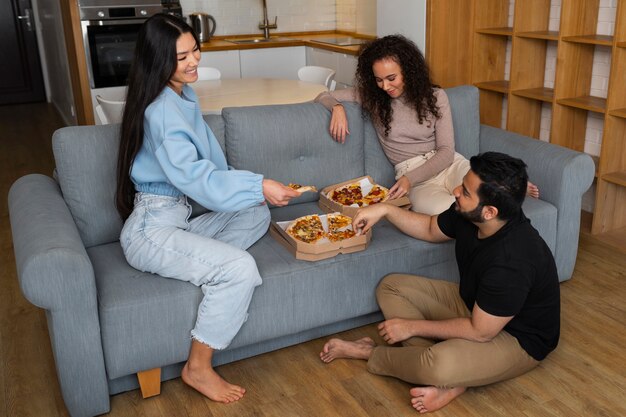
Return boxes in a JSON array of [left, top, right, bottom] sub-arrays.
[[330, 183, 364, 206], [288, 183, 318, 193], [363, 184, 389, 205], [326, 213, 356, 242], [286, 215, 325, 243]]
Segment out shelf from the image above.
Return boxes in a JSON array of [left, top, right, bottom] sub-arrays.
[[516, 30, 559, 41], [512, 87, 554, 103], [618, 41, 626, 48], [557, 95, 607, 113], [474, 80, 509, 94], [602, 171, 626, 187], [562, 35, 614, 46], [476, 27, 513, 36], [609, 108, 626, 119]]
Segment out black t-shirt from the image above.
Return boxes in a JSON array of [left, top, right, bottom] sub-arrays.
[[437, 205, 560, 361]]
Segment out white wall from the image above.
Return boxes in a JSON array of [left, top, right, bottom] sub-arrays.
[[336, 0, 376, 36], [180, 0, 336, 35], [376, 0, 426, 52]]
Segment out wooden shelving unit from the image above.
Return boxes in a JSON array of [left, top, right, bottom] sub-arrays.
[[427, 0, 626, 251]]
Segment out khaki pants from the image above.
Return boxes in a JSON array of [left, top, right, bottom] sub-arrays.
[[367, 274, 540, 388], [395, 152, 470, 215]]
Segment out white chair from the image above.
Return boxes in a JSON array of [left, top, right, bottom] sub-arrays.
[[95, 95, 125, 124], [197, 67, 221, 81], [297, 65, 336, 91]]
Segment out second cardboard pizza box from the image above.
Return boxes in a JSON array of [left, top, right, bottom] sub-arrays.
[[269, 214, 371, 261], [318, 175, 411, 217]]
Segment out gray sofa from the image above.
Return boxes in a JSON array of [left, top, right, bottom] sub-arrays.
[[8, 85, 594, 417]]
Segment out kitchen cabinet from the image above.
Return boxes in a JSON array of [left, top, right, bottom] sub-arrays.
[[427, 0, 626, 250], [240, 46, 306, 79], [200, 50, 241, 79], [305, 47, 357, 88]]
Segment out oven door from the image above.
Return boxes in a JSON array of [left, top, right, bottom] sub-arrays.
[[83, 20, 144, 88]]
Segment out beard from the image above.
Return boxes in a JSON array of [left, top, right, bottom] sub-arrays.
[[456, 202, 485, 223]]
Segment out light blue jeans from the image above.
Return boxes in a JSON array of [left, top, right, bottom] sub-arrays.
[[120, 192, 271, 350]]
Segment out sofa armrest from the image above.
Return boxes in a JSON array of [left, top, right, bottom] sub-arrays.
[[8, 174, 110, 417], [479, 125, 595, 280]]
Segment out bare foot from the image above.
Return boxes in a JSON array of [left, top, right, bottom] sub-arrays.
[[409, 386, 466, 413], [527, 181, 539, 199], [319, 337, 375, 363], [181, 362, 245, 403]]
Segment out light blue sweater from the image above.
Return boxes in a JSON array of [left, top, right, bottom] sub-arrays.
[[131, 85, 264, 212]]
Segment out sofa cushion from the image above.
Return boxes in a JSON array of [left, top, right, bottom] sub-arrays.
[[445, 85, 480, 159], [90, 202, 457, 379], [222, 103, 367, 205], [53, 125, 122, 248]]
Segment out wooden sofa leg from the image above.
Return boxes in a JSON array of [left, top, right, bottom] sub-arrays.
[[137, 367, 161, 398]]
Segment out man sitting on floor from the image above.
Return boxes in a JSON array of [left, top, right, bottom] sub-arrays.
[[320, 152, 560, 414]]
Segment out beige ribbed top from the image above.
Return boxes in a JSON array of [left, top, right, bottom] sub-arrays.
[[314, 87, 455, 185]]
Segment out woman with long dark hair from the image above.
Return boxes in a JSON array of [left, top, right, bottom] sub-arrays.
[[115, 13, 298, 403], [315, 35, 537, 215]]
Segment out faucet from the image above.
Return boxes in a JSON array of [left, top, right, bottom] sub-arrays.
[[259, 0, 277, 39]]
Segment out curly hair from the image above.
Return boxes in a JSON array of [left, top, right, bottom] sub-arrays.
[[354, 35, 440, 137]]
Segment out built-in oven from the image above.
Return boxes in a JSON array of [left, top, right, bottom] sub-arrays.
[[79, 0, 182, 88]]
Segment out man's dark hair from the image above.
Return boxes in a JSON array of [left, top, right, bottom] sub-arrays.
[[469, 152, 528, 221]]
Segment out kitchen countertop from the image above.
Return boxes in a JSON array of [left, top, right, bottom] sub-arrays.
[[200, 31, 374, 56]]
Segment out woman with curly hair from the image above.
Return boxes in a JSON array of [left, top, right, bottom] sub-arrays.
[[315, 35, 538, 214]]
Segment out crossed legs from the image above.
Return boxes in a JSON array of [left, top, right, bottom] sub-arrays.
[[321, 274, 539, 413]]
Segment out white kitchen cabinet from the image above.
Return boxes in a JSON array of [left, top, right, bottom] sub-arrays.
[[306, 47, 357, 89], [200, 50, 241, 79], [239, 47, 306, 79]]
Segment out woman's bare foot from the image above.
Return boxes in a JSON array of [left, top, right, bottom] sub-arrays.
[[409, 386, 466, 413], [527, 181, 539, 199], [319, 337, 375, 363], [181, 362, 245, 403]]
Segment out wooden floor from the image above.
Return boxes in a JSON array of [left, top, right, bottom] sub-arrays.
[[1, 103, 625, 417]]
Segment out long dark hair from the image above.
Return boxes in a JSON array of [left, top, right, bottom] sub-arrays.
[[355, 35, 440, 137], [115, 13, 200, 220]]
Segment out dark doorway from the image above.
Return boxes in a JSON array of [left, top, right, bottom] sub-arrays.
[[0, 0, 45, 105]]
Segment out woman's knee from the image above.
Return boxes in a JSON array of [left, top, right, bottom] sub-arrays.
[[229, 251, 262, 287]]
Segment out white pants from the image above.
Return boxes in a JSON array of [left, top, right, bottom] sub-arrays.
[[395, 152, 470, 215]]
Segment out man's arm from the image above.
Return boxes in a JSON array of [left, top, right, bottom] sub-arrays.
[[378, 304, 513, 344], [352, 203, 450, 243]]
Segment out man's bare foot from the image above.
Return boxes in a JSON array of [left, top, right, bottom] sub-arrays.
[[319, 337, 375, 363], [409, 386, 466, 413], [181, 362, 245, 403], [527, 181, 539, 199]]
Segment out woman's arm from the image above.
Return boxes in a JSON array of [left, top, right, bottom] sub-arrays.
[[314, 89, 359, 144]]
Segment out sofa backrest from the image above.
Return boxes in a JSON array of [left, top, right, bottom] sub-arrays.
[[221, 102, 371, 202], [445, 85, 480, 159]]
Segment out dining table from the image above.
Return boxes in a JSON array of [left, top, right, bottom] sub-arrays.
[[192, 78, 328, 114]]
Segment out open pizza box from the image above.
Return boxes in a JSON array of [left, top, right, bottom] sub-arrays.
[[269, 213, 371, 261], [318, 175, 411, 217]]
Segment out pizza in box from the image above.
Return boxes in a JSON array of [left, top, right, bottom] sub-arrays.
[[328, 179, 389, 207], [286, 213, 356, 244]]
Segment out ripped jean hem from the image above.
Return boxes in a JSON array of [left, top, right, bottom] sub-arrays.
[[190, 331, 229, 351]]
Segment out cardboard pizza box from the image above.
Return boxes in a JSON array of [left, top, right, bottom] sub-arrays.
[[269, 213, 371, 261], [318, 175, 411, 217]]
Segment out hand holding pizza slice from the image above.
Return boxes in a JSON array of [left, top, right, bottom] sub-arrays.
[[288, 183, 318, 193]]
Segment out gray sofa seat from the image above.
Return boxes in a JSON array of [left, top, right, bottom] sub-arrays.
[[8, 85, 594, 417]]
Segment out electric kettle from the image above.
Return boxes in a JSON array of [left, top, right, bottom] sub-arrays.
[[189, 13, 216, 43]]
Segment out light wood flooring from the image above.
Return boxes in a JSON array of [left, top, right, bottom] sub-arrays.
[[1, 103, 624, 417]]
